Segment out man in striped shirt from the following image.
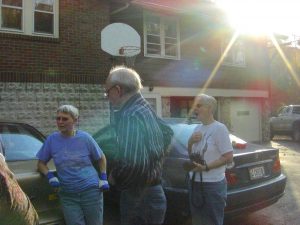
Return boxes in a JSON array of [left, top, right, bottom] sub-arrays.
[[105, 66, 171, 225]]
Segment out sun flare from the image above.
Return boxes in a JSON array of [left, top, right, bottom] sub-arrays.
[[217, 0, 300, 36]]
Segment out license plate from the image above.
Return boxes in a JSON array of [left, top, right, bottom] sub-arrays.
[[249, 166, 265, 180]]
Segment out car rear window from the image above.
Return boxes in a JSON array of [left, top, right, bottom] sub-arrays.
[[0, 124, 44, 161], [292, 106, 300, 114]]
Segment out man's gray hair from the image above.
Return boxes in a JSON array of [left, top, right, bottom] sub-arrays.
[[197, 94, 217, 114], [108, 65, 143, 94], [57, 105, 79, 119]]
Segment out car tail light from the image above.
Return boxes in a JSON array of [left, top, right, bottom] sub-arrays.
[[272, 157, 281, 173], [226, 171, 237, 185], [232, 141, 247, 149], [230, 134, 247, 149]]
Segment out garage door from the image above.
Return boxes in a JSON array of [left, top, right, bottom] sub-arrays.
[[230, 99, 261, 142]]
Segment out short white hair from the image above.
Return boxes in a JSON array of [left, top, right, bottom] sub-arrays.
[[107, 65, 143, 95], [57, 105, 79, 119], [196, 94, 217, 114]]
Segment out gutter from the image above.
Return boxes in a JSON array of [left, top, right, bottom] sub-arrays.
[[110, 1, 130, 15]]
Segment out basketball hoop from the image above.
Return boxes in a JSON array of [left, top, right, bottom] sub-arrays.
[[119, 46, 140, 67]]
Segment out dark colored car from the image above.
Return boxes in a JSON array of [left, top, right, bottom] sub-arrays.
[[93, 119, 287, 224], [0, 122, 64, 225]]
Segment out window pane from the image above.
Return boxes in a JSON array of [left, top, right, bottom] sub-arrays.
[[164, 20, 177, 38], [222, 40, 245, 66], [1, 7, 22, 30], [34, 12, 53, 34], [146, 15, 160, 35], [147, 35, 160, 44], [165, 44, 177, 56], [146, 22, 160, 35], [147, 43, 161, 55], [165, 37, 177, 44], [2, 0, 22, 7], [35, 0, 54, 12]]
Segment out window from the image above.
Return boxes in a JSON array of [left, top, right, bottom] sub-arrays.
[[0, 124, 44, 161], [0, 0, 59, 37], [144, 12, 180, 59], [221, 39, 246, 67], [1, 0, 22, 30], [170, 97, 194, 118]]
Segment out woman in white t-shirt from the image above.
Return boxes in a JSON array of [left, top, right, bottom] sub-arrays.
[[187, 94, 233, 225]]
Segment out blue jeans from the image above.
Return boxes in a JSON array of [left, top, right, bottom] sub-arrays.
[[189, 178, 227, 225], [120, 184, 167, 225], [59, 187, 103, 225]]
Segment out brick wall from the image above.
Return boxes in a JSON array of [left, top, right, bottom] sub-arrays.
[[0, 0, 113, 135], [0, 0, 111, 81], [0, 82, 110, 136]]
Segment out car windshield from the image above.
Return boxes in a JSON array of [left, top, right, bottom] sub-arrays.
[[0, 124, 44, 161]]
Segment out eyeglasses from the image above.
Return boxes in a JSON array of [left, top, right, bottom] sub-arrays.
[[56, 116, 69, 122], [104, 85, 117, 97]]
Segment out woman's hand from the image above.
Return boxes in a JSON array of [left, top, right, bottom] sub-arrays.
[[188, 131, 203, 155], [188, 131, 202, 145]]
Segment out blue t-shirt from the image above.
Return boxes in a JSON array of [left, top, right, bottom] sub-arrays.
[[36, 130, 103, 193]]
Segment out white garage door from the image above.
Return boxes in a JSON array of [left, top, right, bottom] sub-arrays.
[[230, 99, 261, 142]]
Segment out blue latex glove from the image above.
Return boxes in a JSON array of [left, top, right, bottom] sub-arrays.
[[99, 173, 109, 191], [46, 171, 60, 188]]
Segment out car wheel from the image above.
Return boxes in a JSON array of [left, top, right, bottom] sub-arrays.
[[292, 128, 300, 142]]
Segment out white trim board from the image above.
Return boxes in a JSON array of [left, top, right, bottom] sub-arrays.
[[142, 87, 268, 98]]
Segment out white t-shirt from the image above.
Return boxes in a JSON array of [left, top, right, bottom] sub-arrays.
[[189, 121, 233, 182]]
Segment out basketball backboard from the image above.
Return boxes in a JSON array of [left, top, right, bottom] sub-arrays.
[[101, 23, 141, 57]]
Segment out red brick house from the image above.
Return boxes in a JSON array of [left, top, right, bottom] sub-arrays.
[[0, 0, 271, 141]]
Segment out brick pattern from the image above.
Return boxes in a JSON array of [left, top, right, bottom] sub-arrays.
[[0, 0, 111, 82], [0, 82, 110, 136]]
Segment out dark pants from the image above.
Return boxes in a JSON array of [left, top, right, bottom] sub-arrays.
[[120, 184, 167, 225]]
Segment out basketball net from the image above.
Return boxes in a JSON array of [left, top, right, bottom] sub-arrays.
[[119, 46, 140, 67]]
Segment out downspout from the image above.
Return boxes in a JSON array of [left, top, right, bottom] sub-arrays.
[[111, 1, 130, 15]]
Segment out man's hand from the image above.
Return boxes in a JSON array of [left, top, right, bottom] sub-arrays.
[[99, 173, 110, 191], [46, 171, 60, 190]]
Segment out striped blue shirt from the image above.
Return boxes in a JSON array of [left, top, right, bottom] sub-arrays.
[[111, 93, 167, 189]]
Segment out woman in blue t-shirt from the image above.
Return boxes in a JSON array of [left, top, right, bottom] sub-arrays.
[[36, 105, 109, 225]]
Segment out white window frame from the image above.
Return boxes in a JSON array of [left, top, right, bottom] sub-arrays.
[[142, 93, 162, 116], [143, 11, 180, 60], [221, 39, 246, 67], [0, 0, 59, 38]]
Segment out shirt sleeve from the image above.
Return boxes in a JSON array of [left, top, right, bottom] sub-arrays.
[[214, 124, 233, 154], [36, 136, 52, 163], [85, 133, 103, 161]]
